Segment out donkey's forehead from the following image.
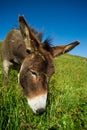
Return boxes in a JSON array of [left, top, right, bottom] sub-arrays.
[[30, 51, 53, 65], [22, 53, 45, 67], [22, 51, 54, 71], [33, 52, 46, 62]]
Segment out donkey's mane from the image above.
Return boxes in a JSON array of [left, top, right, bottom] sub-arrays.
[[30, 27, 43, 42], [30, 27, 53, 51], [43, 38, 53, 51]]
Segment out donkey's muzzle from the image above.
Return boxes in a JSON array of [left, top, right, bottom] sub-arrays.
[[27, 93, 47, 115], [36, 108, 45, 115]]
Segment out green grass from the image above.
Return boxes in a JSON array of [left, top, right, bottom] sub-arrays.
[[0, 41, 87, 130]]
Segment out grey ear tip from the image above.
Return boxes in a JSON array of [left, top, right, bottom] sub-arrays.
[[76, 40, 80, 44], [18, 15, 25, 22]]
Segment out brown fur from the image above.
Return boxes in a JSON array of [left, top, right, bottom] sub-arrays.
[[1, 16, 80, 114]]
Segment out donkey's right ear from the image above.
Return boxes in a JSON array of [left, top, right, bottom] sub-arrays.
[[19, 16, 33, 51], [19, 16, 40, 51], [19, 16, 30, 39]]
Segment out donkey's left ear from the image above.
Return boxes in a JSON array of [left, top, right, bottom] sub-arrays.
[[51, 41, 80, 57]]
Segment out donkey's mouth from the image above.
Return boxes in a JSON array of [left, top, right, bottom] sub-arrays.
[[27, 93, 47, 115], [36, 108, 45, 115]]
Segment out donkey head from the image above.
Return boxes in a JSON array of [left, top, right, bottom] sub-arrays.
[[18, 16, 80, 115]]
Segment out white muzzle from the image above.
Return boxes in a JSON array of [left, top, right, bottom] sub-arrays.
[[27, 93, 47, 115]]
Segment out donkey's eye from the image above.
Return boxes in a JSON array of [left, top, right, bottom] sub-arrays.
[[30, 70, 37, 77], [31, 71, 37, 75], [26, 49, 31, 54]]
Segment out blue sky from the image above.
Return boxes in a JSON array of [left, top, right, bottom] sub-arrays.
[[0, 0, 87, 57]]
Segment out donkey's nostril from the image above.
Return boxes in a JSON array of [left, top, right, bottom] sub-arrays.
[[36, 108, 45, 115]]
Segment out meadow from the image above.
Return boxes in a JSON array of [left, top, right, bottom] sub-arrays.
[[0, 41, 87, 130]]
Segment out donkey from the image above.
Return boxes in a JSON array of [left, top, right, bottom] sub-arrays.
[[1, 16, 80, 115]]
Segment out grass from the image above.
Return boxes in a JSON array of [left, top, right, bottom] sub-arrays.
[[0, 41, 87, 130]]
